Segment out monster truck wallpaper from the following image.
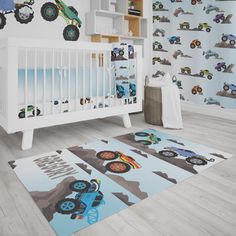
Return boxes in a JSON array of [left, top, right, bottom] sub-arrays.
[[152, 0, 236, 109]]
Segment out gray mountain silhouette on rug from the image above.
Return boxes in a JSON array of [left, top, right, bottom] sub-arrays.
[[112, 192, 135, 206], [76, 163, 92, 175], [153, 171, 177, 184], [30, 176, 77, 222], [107, 174, 148, 200]]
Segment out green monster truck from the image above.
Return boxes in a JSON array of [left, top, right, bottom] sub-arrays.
[[41, 0, 82, 41]]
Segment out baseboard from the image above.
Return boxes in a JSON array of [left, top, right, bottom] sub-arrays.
[[181, 101, 236, 121]]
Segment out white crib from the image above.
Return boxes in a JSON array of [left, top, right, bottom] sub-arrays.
[[0, 38, 143, 150]]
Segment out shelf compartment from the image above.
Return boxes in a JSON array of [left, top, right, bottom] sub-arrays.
[[128, 0, 143, 16], [91, 34, 120, 43], [124, 15, 140, 37]]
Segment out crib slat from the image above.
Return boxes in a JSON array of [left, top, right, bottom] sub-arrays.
[[89, 52, 93, 110], [82, 51, 86, 111], [24, 48, 28, 119], [96, 52, 99, 109], [108, 51, 112, 107], [60, 50, 63, 114], [34, 48, 37, 117], [52, 49, 55, 115], [75, 50, 79, 111], [68, 50, 71, 112], [103, 51, 106, 107], [43, 49, 46, 116]]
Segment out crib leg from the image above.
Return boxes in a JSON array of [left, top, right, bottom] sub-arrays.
[[122, 114, 132, 128], [22, 130, 34, 150]]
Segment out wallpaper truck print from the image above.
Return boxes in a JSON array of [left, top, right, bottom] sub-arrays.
[[9, 128, 233, 236], [41, 0, 82, 41], [112, 43, 137, 104], [0, 0, 35, 29], [152, 0, 236, 109]]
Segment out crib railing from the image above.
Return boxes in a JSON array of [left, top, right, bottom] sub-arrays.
[[17, 48, 115, 117], [0, 38, 142, 134]]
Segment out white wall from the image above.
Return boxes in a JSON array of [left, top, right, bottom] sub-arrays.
[[0, 0, 151, 78]]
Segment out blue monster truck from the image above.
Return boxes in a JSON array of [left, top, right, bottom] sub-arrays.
[[204, 97, 220, 106], [112, 47, 125, 58], [116, 84, 126, 98], [223, 83, 236, 95], [0, 0, 34, 29], [55, 179, 105, 224], [203, 5, 220, 14], [221, 34, 236, 46], [159, 147, 215, 165], [168, 36, 181, 44], [203, 50, 219, 59], [129, 83, 136, 97]]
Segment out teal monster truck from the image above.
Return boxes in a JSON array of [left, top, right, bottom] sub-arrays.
[[135, 132, 161, 145], [41, 0, 82, 41]]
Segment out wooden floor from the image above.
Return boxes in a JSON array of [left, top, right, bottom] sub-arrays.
[[0, 111, 236, 236]]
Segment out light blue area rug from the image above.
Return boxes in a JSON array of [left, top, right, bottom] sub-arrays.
[[9, 129, 233, 236]]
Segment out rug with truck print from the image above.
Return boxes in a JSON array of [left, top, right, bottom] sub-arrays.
[[9, 128, 233, 236]]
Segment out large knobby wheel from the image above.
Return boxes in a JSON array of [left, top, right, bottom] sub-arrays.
[[18, 111, 26, 119], [186, 157, 207, 166], [230, 40, 236, 46], [32, 108, 40, 116], [196, 41, 201, 46], [190, 43, 196, 49], [198, 25, 203, 30], [207, 75, 213, 80], [69, 180, 90, 192], [137, 140, 152, 146], [15, 6, 34, 24], [176, 37, 180, 43], [55, 198, 78, 214], [199, 71, 204, 77], [192, 88, 197, 94], [0, 13, 6, 29], [63, 25, 80, 41], [96, 151, 117, 160], [119, 50, 125, 56], [135, 132, 150, 137], [223, 85, 229, 91], [159, 150, 178, 158], [221, 35, 228, 42], [197, 87, 202, 93], [41, 2, 58, 21], [231, 90, 236, 95], [106, 161, 131, 173]]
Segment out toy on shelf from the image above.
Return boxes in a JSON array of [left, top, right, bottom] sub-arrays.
[[41, 0, 82, 41], [128, 0, 141, 16]]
